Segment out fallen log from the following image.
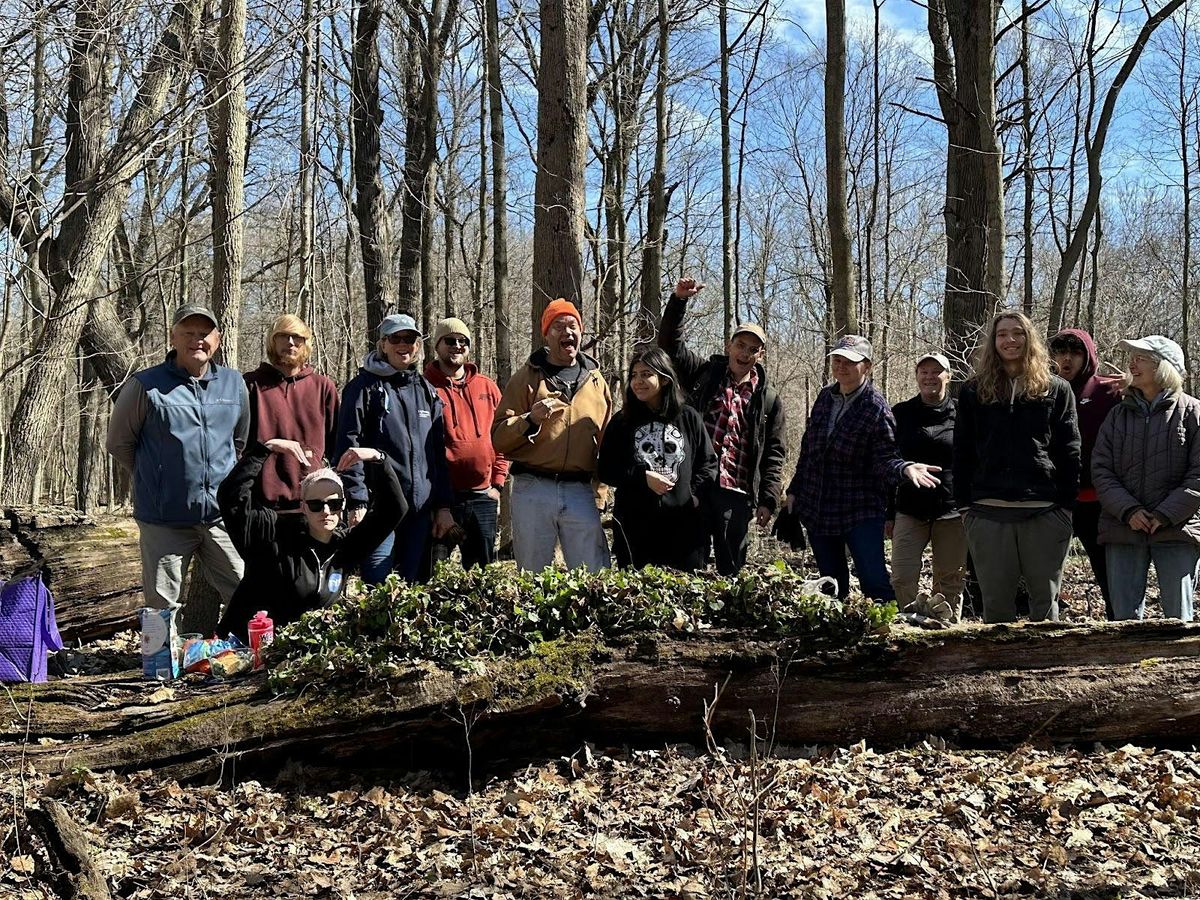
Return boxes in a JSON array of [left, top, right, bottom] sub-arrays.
[[25, 799, 113, 900], [0, 508, 142, 643], [4, 620, 1200, 781]]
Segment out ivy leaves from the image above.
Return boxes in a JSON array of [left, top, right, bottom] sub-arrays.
[[268, 562, 895, 691]]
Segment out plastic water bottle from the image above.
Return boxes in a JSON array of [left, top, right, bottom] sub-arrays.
[[248, 611, 274, 670]]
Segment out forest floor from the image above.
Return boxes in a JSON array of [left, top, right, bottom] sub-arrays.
[[4, 548, 1198, 899]]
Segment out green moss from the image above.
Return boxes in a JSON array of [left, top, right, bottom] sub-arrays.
[[479, 632, 607, 712]]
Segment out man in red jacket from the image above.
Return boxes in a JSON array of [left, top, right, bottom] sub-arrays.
[[244, 314, 340, 511], [424, 317, 509, 566], [1049, 328, 1123, 618]]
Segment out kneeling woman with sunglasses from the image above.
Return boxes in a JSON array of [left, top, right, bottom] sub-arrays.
[[215, 439, 408, 639]]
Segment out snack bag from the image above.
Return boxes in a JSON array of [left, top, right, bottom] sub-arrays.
[[139, 608, 180, 680]]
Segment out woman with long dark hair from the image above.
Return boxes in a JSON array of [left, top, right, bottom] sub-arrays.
[[598, 347, 718, 571]]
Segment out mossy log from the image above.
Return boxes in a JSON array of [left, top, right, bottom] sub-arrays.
[[4, 621, 1200, 782], [0, 508, 142, 642]]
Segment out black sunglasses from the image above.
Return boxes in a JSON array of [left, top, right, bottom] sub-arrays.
[[304, 497, 345, 513], [385, 333, 419, 345]]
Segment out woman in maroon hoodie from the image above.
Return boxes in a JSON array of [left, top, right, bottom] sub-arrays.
[[1049, 328, 1123, 617]]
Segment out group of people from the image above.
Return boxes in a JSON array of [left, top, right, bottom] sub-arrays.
[[795, 312, 1200, 626], [105, 286, 1200, 640]]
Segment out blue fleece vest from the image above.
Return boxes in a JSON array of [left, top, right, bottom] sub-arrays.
[[132, 359, 244, 526]]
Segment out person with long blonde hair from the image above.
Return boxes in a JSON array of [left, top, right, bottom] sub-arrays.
[[953, 311, 1081, 623], [244, 313, 340, 511]]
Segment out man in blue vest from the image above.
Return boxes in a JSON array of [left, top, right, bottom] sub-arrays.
[[106, 305, 250, 623]]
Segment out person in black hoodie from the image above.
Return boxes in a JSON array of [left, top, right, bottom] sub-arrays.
[[954, 312, 1081, 623], [886, 352, 966, 620], [216, 441, 408, 639], [1048, 328, 1123, 617], [598, 348, 718, 571]]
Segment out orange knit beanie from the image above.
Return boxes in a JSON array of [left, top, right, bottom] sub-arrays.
[[540, 299, 583, 336]]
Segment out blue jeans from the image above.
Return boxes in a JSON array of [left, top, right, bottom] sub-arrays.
[[1106, 542, 1200, 622], [510, 473, 609, 572], [808, 519, 893, 601], [362, 509, 431, 584]]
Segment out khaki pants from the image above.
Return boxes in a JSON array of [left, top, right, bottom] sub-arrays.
[[138, 519, 244, 611], [890, 513, 967, 617]]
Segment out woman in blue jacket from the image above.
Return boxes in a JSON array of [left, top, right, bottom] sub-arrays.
[[336, 314, 455, 583]]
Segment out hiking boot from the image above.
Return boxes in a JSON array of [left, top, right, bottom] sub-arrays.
[[925, 592, 955, 624]]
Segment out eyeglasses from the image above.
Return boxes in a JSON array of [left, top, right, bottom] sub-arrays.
[[442, 337, 469, 348], [277, 333, 308, 344], [385, 333, 419, 346], [304, 497, 345, 513]]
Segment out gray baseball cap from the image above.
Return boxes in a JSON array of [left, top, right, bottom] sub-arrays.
[[172, 304, 219, 329], [1118, 335, 1187, 375], [829, 334, 873, 363], [379, 313, 421, 338]]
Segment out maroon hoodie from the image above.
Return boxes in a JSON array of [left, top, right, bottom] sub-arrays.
[[1050, 328, 1123, 499], [423, 361, 510, 493], [244, 362, 340, 507]]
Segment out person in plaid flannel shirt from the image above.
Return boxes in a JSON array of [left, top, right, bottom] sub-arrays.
[[657, 278, 787, 575], [786, 335, 942, 601]]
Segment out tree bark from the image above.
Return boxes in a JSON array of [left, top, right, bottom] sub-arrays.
[[351, 0, 397, 340], [484, 0, 511, 385], [928, 0, 1004, 374], [8, 623, 1200, 782], [200, 0, 247, 366], [718, 0, 733, 340], [825, 0, 858, 337], [297, 0, 317, 317], [531, 0, 589, 344], [0, 509, 143, 642]]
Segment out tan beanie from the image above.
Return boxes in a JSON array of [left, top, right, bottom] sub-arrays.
[[433, 317, 472, 347]]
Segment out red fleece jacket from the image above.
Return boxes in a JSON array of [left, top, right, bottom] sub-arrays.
[[424, 362, 509, 492], [244, 363, 340, 507]]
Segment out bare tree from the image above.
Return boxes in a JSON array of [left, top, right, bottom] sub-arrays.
[[484, 0, 512, 382], [826, 0, 857, 337], [531, 0, 589, 343]]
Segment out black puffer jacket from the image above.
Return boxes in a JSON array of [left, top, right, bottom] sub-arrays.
[[889, 394, 957, 522], [953, 376, 1081, 510], [216, 442, 408, 637], [657, 293, 787, 511]]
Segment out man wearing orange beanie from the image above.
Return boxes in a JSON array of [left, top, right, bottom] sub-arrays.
[[492, 298, 612, 571]]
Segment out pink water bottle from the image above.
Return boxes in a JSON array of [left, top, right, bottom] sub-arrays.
[[248, 611, 274, 670]]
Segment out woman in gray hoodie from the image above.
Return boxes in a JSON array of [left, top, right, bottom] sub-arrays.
[[1092, 335, 1200, 621]]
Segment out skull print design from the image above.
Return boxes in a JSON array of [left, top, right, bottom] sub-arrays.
[[635, 422, 687, 483]]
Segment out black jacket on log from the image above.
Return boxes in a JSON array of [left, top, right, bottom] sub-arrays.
[[657, 293, 787, 512], [216, 443, 408, 637], [888, 395, 957, 522]]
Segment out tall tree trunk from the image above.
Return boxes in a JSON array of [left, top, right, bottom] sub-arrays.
[[202, 0, 247, 366], [531, 0, 588, 343], [718, 0, 733, 340], [1020, 0, 1034, 317], [638, 0, 670, 336], [0, 0, 204, 503], [928, 0, 1004, 373], [1048, 0, 1186, 332], [484, 0, 511, 384], [825, 0, 857, 337], [297, 0, 317, 317], [351, 0, 396, 340]]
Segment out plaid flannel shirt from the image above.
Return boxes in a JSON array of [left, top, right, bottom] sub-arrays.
[[706, 368, 760, 492], [788, 383, 907, 536]]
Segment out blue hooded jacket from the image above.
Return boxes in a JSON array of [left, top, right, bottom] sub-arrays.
[[335, 352, 454, 513]]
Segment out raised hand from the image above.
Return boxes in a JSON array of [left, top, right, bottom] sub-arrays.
[[674, 277, 705, 300], [265, 439, 312, 467]]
